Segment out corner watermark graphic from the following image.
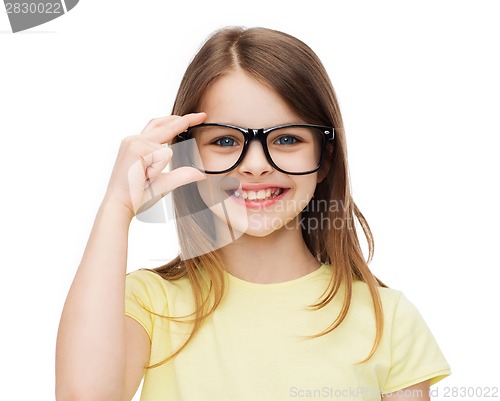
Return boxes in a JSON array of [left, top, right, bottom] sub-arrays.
[[3, 0, 78, 33]]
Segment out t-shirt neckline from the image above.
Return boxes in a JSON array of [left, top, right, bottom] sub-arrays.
[[224, 263, 329, 289]]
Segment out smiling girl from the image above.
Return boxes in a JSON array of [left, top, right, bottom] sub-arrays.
[[55, 27, 451, 401]]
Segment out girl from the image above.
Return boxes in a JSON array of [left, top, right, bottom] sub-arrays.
[[55, 27, 451, 401]]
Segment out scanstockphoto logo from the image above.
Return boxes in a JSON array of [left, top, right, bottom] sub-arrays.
[[3, 0, 78, 33]]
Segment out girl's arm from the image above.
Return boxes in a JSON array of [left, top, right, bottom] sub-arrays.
[[55, 113, 207, 401], [55, 199, 149, 401]]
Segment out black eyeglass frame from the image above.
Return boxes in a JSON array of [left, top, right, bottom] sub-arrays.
[[176, 122, 335, 175]]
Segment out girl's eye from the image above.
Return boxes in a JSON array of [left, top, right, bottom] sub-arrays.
[[274, 135, 298, 145], [213, 137, 238, 147]]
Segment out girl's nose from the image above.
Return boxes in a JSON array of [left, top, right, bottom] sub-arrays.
[[237, 140, 273, 176]]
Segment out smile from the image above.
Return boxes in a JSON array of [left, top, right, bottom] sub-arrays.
[[234, 187, 283, 200], [224, 186, 290, 208]]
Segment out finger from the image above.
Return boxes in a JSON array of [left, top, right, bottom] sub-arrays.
[[140, 115, 184, 135], [147, 166, 206, 197], [140, 113, 207, 145], [119, 136, 165, 166], [141, 112, 206, 144], [144, 146, 172, 180]]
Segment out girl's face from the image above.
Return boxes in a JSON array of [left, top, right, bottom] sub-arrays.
[[195, 70, 324, 239]]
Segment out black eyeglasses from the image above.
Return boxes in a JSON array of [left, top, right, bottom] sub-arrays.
[[176, 123, 334, 175]]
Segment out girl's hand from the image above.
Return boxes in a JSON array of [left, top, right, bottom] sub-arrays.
[[103, 113, 207, 218]]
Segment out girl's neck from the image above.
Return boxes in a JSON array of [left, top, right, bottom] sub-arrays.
[[216, 218, 321, 284]]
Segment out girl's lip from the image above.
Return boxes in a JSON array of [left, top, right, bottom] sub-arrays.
[[224, 188, 290, 209], [238, 183, 285, 191], [222, 184, 290, 191]]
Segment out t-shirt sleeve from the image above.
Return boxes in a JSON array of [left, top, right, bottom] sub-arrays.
[[124, 269, 157, 341], [382, 292, 451, 393]]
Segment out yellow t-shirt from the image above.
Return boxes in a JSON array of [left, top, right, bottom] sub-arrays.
[[125, 264, 450, 400]]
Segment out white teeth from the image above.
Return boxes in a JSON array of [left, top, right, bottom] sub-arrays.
[[257, 190, 267, 199], [232, 188, 284, 201]]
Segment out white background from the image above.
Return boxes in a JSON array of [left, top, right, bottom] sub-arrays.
[[1, 1, 499, 400]]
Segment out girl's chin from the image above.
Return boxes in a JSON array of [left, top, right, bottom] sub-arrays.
[[220, 213, 294, 238], [241, 222, 283, 236]]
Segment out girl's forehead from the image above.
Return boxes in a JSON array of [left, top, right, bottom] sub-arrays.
[[199, 70, 303, 128]]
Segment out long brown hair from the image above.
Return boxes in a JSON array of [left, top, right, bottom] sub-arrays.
[[142, 26, 386, 369]]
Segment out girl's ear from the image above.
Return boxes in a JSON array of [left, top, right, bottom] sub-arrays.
[[317, 143, 333, 183]]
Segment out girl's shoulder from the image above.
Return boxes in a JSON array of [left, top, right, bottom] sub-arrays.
[[125, 268, 193, 307], [126, 268, 191, 287], [351, 276, 417, 319]]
